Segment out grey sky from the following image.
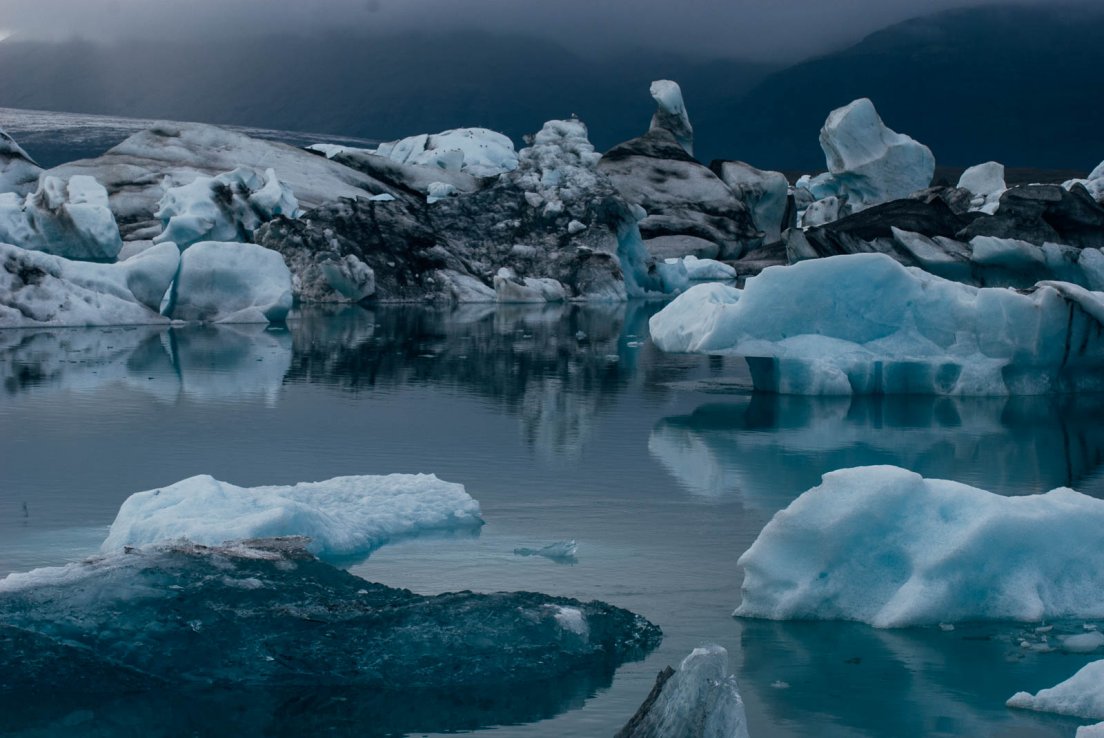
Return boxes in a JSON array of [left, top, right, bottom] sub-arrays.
[[0, 0, 1050, 61]]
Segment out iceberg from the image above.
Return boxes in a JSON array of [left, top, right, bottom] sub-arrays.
[[648, 80, 694, 157], [0, 175, 123, 260], [0, 126, 42, 197], [514, 539, 578, 564], [648, 253, 1104, 395], [366, 127, 519, 178], [154, 167, 300, 249], [0, 539, 661, 696], [957, 161, 1006, 214], [102, 472, 482, 558], [734, 465, 1104, 627], [1007, 660, 1104, 720], [617, 644, 748, 738], [164, 241, 292, 324], [712, 160, 789, 244], [817, 98, 935, 209], [0, 241, 177, 328]]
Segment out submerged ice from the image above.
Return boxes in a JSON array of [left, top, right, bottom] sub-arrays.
[[734, 466, 1104, 627], [103, 472, 483, 558]]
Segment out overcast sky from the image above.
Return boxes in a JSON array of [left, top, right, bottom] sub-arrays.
[[0, 0, 1054, 61]]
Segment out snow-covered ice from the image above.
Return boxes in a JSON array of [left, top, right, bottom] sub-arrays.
[[734, 465, 1104, 627], [618, 644, 749, 738], [648, 253, 1104, 395], [957, 161, 1006, 214], [361, 127, 518, 178], [102, 473, 483, 558], [817, 98, 935, 209], [0, 241, 177, 327], [155, 167, 300, 248], [164, 241, 292, 324], [1007, 660, 1104, 720], [0, 175, 123, 260]]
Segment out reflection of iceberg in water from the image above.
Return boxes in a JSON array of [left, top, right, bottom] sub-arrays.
[[737, 619, 1095, 738], [650, 395, 1104, 506], [0, 324, 292, 404]]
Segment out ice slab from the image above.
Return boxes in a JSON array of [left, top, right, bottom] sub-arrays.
[[735, 465, 1104, 627], [103, 473, 483, 559], [1007, 660, 1104, 720]]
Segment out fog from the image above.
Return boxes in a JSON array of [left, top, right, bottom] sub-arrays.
[[0, 0, 1059, 61]]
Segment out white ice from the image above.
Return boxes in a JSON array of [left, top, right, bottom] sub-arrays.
[[102, 473, 483, 559], [367, 127, 518, 178], [155, 167, 300, 249], [0, 175, 123, 261], [622, 644, 749, 738], [494, 267, 567, 303], [1007, 660, 1104, 720], [817, 98, 935, 209], [735, 465, 1104, 627], [0, 126, 42, 196], [648, 252, 1104, 395], [957, 161, 1006, 214], [649, 80, 694, 156], [0, 241, 177, 327], [164, 241, 292, 324]]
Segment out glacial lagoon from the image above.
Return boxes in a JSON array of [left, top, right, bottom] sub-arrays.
[[2, 303, 1102, 737]]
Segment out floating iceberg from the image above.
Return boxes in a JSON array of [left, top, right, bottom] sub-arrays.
[[0, 241, 177, 328], [1007, 660, 1104, 720], [713, 160, 788, 244], [817, 98, 935, 209], [617, 644, 748, 738], [514, 539, 578, 564], [103, 473, 482, 558], [164, 241, 292, 324], [0, 539, 661, 697], [957, 161, 1006, 214], [649, 253, 1104, 395], [734, 466, 1104, 627], [0, 175, 122, 260], [155, 167, 300, 248]]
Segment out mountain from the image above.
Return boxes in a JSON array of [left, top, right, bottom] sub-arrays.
[[704, 3, 1104, 172], [0, 32, 773, 161]]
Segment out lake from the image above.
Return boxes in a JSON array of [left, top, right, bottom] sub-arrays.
[[1, 303, 1101, 737]]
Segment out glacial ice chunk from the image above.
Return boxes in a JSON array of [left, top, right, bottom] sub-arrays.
[[0, 126, 42, 197], [818, 98, 935, 209], [103, 473, 482, 558], [514, 539, 578, 564], [617, 644, 748, 738], [1007, 660, 1104, 720], [369, 127, 519, 178], [649, 80, 694, 157], [155, 167, 301, 249], [494, 268, 567, 303], [957, 161, 1006, 214], [164, 241, 292, 324], [734, 465, 1104, 627], [648, 252, 1104, 395], [0, 175, 123, 260], [0, 241, 177, 327], [0, 539, 661, 698]]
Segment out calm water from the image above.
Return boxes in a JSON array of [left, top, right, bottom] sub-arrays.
[[1, 303, 1102, 737]]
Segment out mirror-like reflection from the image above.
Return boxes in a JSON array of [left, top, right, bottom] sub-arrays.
[[2, 303, 1103, 738], [651, 395, 1104, 507]]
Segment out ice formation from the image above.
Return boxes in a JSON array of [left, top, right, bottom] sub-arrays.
[[649, 80, 694, 156], [103, 473, 483, 558], [713, 160, 788, 243], [734, 466, 1104, 627], [816, 98, 935, 210], [660, 255, 736, 283], [514, 539, 578, 564], [1007, 660, 1104, 720], [0, 126, 42, 196], [617, 644, 749, 738], [164, 241, 292, 324], [648, 253, 1104, 395], [1066, 160, 1104, 204], [0, 242, 177, 327], [494, 268, 567, 303], [154, 167, 300, 248], [0, 539, 661, 697], [957, 161, 1006, 214], [367, 127, 519, 178], [0, 175, 122, 260]]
